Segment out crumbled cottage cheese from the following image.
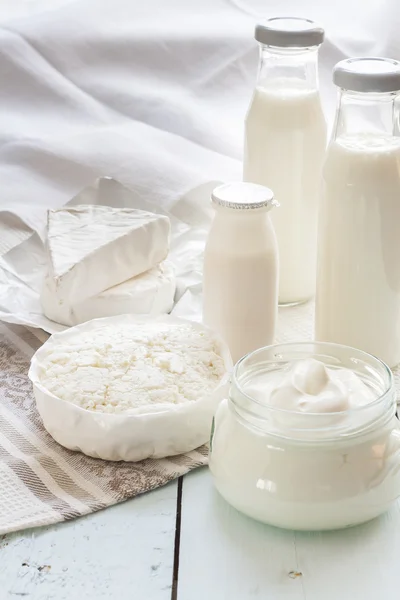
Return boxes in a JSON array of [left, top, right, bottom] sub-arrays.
[[38, 321, 226, 413]]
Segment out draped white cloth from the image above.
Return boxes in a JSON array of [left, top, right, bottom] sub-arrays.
[[0, 0, 398, 328]]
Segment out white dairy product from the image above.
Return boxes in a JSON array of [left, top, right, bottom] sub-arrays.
[[210, 352, 400, 530], [202, 182, 278, 364], [41, 260, 176, 326], [37, 318, 226, 413], [244, 79, 326, 304], [250, 358, 375, 414], [29, 315, 233, 461], [46, 205, 170, 303], [315, 134, 400, 368]]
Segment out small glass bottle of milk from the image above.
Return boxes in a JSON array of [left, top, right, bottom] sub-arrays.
[[315, 57, 400, 368], [244, 17, 326, 306], [202, 182, 279, 364]]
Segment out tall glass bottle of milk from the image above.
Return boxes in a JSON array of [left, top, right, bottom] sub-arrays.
[[244, 18, 326, 305], [315, 58, 400, 368]]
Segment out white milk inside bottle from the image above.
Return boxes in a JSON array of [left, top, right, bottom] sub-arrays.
[[202, 182, 279, 364], [315, 58, 400, 368], [244, 18, 326, 305]]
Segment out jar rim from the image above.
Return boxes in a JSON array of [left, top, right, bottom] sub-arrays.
[[232, 341, 394, 419]]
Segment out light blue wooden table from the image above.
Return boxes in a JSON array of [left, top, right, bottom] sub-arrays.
[[2, 467, 400, 600]]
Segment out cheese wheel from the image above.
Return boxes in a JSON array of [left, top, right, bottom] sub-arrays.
[[41, 261, 176, 326]]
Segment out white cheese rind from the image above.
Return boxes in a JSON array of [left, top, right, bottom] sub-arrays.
[[41, 261, 176, 326], [46, 205, 170, 302]]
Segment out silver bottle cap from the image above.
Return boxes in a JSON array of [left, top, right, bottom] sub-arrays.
[[211, 182, 277, 210]]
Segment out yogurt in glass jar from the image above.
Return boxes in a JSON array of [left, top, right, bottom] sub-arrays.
[[209, 342, 400, 531]]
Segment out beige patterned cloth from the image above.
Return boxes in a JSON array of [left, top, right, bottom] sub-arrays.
[[1, 303, 399, 535], [0, 322, 208, 535]]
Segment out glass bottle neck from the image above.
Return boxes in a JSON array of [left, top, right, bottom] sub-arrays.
[[332, 90, 400, 141], [257, 44, 320, 91]]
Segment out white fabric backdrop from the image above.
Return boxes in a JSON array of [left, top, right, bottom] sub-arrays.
[[2, 0, 399, 217], [0, 0, 399, 326]]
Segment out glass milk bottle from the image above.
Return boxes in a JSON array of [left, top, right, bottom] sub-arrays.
[[244, 17, 326, 305], [315, 58, 400, 368], [203, 182, 279, 364]]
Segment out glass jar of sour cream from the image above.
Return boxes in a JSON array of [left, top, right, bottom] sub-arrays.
[[209, 342, 400, 531]]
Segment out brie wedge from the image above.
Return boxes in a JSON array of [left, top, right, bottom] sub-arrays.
[[46, 205, 170, 303], [41, 261, 176, 326]]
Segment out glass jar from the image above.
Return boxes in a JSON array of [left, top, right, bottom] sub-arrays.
[[315, 57, 400, 368], [202, 182, 278, 364], [209, 342, 400, 531], [243, 17, 326, 306]]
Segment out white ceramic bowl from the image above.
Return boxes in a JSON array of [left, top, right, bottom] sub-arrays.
[[29, 314, 233, 462]]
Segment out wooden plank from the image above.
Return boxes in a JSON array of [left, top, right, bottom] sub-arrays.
[[177, 469, 303, 600], [292, 503, 400, 600], [0, 480, 178, 600], [177, 468, 400, 600]]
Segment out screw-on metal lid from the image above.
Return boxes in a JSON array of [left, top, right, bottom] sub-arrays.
[[255, 17, 324, 48], [211, 182, 278, 211], [333, 57, 400, 93]]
